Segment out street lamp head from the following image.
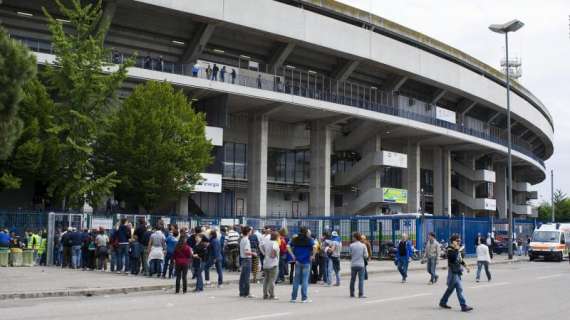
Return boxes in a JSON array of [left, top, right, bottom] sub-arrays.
[[489, 19, 524, 34]]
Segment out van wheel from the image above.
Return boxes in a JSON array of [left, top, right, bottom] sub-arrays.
[[529, 255, 534, 261]]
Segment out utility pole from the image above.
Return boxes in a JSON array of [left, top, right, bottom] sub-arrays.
[[551, 169, 555, 223]]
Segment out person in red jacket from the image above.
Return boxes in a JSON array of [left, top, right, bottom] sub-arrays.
[[173, 234, 192, 294]]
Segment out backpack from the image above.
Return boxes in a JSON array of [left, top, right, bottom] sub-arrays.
[[398, 241, 407, 257]]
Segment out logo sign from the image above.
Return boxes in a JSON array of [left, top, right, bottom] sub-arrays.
[[436, 107, 456, 124], [484, 199, 497, 211], [205, 126, 223, 147], [382, 151, 407, 168], [382, 188, 408, 204], [193, 173, 222, 193]]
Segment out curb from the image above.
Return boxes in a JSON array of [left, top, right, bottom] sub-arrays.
[[0, 259, 527, 300]]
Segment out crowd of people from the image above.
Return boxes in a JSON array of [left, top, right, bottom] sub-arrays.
[[1, 221, 490, 312]]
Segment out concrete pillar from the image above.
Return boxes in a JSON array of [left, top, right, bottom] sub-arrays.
[[433, 147, 452, 216], [310, 120, 332, 216], [247, 114, 269, 217], [495, 163, 507, 219], [406, 143, 421, 213], [177, 193, 189, 217]]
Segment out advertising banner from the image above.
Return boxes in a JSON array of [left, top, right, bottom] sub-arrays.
[[436, 107, 456, 124], [382, 188, 408, 204], [193, 173, 222, 193]]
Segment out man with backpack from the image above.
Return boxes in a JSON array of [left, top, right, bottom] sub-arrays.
[[395, 233, 414, 283]]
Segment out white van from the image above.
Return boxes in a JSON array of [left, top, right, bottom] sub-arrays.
[[528, 223, 570, 261]]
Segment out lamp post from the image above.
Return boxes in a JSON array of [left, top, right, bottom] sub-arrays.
[[489, 19, 524, 260]]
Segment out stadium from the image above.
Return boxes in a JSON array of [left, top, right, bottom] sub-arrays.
[[0, 0, 554, 219]]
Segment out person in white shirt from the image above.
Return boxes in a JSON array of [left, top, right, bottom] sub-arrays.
[[239, 226, 256, 298], [476, 240, 492, 282], [260, 231, 281, 300]]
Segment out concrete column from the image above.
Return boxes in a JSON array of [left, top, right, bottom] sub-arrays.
[[247, 114, 268, 217], [433, 147, 452, 216], [310, 120, 332, 216], [177, 193, 189, 217], [406, 143, 421, 213], [495, 163, 507, 219]]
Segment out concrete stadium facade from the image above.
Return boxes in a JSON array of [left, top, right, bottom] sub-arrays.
[[0, 0, 554, 218]]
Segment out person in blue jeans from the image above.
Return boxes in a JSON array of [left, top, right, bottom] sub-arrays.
[[205, 230, 224, 287], [439, 235, 473, 312], [162, 229, 178, 279], [239, 226, 255, 298], [69, 228, 83, 269], [115, 218, 131, 274], [395, 233, 414, 283], [349, 232, 368, 298], [288, 226, 316, 303]]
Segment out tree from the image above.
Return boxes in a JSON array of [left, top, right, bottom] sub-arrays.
[[40, 0, 132, 209], [96, 81, 213, 212], [538, 189, 570, 222], [0, 27, 37, 161]]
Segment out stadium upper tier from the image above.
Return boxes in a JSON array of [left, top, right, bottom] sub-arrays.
[[0, 0, 553, 183]]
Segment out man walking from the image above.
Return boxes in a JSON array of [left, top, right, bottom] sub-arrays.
[[288, 226, 315, 303], [476, 238, 492, 282], [439, 235, 473, 312], [424, 232, 441, 284], [395, 233, 413, 283], [349, 232, 368, 298]]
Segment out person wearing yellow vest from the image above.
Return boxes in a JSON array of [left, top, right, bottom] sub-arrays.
[[38, 231, 48, 265], [26, 230, 41, 265]]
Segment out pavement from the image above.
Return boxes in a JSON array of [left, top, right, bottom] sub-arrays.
[[1, 261, 569, 320], [0, 255, 527, 300]]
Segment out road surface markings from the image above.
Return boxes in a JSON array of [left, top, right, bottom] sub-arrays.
[[364, 293, 432, 304], [536, 274, 563, 280], [234, 313, 292, 320], [468, 282, 510, 289]]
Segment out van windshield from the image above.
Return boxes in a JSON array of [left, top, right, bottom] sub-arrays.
[[532, 231, 560, 243]]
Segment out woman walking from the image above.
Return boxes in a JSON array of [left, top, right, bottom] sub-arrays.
[[439, 235, 473, 312], [173, 234, 192, 294]]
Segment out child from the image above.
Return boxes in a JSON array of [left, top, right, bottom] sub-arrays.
[[129, 234, 142, 275]]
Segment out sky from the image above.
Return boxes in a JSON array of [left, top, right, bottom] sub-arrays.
[[340, 0, 570, 203]]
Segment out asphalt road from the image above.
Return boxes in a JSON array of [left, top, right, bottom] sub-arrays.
[[1, 261, 568, 320]]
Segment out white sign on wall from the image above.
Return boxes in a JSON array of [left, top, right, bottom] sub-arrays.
[[436, 107, 457, 124], [91, 217, 113, 230], [484, 199, 497, 211], [382, 151, 408, 168], [205, 126, 223, 146], [193, 173, 222, 193]]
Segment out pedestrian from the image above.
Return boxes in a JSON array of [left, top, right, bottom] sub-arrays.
[[239, 226, 256, 298], [70, 228, 83, 269], [310, 234, 320, 284], [95, 228, 109, 271], [525, 235, 531, 256], [277, 228, 289, 283], [205, 229, 224, 288], [158, 55, 164, 71], [395, 233, 413, 283], [212, 64, 219, 80], [231, 68, 236, 84], [486, 233, 495, 259], [224, 226, 240, 272], [249, 230, 261, 284], [192, 62, 200, 77], [193, 234, 209, 292], [320, 232, 331, 285], [220, 66, 226, 82], [206, 64, 212, 80], [439, 235, 473, 312], [144, 55, 152, 69], [257, 74, 262, 89], [360, 235, 372, 280], [116, 218, 131, 274], [174, 234, 192, 294], [148, 227, 166, 278], [424, 232, 441, 284], [288, 226, 316, 303], [163, 229, 178, 279], [328, 231, 342, 286], [38, 231, 48, 266], [135, 219, 150, 276], [129, 234, 142, 275], [349, 232, 368, 298], [260, 231, 280, 300], [476, 238, 492, 282]]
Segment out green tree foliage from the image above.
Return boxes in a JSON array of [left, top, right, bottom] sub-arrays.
[[96, 81, 213, 212], [39, 0, 132, 209], [538, 189, 570, 222], [0, 27, 37, 161]]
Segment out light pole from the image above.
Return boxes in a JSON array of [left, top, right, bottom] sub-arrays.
[[551, 169, 555, 223], [489, 19, 524, 260]]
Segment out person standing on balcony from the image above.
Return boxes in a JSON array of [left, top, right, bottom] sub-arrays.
[[395, 233, 413, 283], [205, 64, 212, 80], [220, 66, 226, 82], [424, 232, 441, 284], [257, 74, 262, 89], [192, 62, 200, 77], [231, 68, 237, 84], [212, 64, 219, 81]]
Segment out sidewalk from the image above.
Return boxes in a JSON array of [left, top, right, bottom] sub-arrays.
[[0, 255, 525, 300]]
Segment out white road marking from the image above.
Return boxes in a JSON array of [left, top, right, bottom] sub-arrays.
[[364, 293, 432, 304], [536, 274, 563, 280], [468, 282, 510, 289], [234, 312, 292, 320]]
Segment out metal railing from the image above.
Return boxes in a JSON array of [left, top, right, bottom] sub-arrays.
[[15, 36, 545, 168]]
